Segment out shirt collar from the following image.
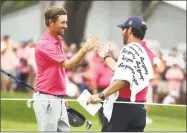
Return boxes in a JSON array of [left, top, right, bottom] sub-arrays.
[[138, 40, 146, 46], [42, 31, 63, 44]]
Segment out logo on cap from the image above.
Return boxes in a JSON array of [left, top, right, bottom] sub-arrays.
[[142, 21, 146, 25], [129, 21, 132, 25]]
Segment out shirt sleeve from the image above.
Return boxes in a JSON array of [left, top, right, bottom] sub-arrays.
[[112, 66, 133, 84], [38, 43, 66, 64], [112, 47, 133, 84]]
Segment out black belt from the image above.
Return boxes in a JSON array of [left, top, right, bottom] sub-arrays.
[[37, 91, 65, 98], [117, 97, 145, 103]]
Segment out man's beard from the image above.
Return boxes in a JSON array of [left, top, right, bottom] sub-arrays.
[[57, 28, 65, 36], [123, 36, 126, 44], [123, 35, 128, 44], [123, 31, 129, 45], [57, 31, 63, 36]]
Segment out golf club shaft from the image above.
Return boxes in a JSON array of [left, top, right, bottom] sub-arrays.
[[0, 69, 35, 91], [0, 69, 91, 128]]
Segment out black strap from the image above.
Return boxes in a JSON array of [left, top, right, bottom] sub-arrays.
[[103, 55, 111, 61], [38, 91, 65, 98]]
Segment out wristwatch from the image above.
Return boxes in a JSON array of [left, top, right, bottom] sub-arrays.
[[99, 92, 105, 100], [103, 55, 111, 61]]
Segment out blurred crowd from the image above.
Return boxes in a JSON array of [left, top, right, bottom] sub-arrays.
[[149, 48, 186, 105], [1, 35, 186, 105], [1, 35, 36, 93]]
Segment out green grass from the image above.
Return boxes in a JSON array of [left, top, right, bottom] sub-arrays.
[[145, 115, 186, 131], [1, 119, 101, 132], [1, 92, 186, 131]]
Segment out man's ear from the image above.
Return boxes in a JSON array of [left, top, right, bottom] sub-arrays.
[[49, 19, 54, 26], [128, 27, 132, 34]]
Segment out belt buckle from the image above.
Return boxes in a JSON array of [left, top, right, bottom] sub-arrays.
[[57, 95, 63, 99], [36, 92, 40, 96], [54, 95, 60, 99]]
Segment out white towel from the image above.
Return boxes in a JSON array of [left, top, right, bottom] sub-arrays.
[[103, 42, 154, 122]]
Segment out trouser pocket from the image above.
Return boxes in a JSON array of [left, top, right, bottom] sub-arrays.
[[32, 93, 51, 114], [43, 100, 51, 114]]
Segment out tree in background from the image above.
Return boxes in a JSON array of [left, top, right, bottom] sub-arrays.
[[1, 1, 39, 16], [130, 1, 161, 21], [63, 1, 92, 47]]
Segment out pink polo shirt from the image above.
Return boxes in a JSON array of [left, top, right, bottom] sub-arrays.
[[165, 66, 184, 90], [35, 31, 66, 95], [119, 41, 155, 102], [94, 58, 113, 88]]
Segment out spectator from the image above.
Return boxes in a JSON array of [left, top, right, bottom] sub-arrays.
[[65, 43, 80, 83], [179, 53, 187, 104], [157, 51, 167, 80], [71, 64, 85, 90], [24, 39, 37, 88], [162, 89, 178, 104], [80, 61, 95, 93], [165, 47, 185, 69], [66, 43, 78, 58], [15, 58, 30, 92], [151, 51, 167, 103], [1, 35, 18, 92], [16, 40, 28, 59], [149, 64, 161, 103], [165, 60, 184, 104]]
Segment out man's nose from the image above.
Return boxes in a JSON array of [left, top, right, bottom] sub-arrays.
[[64, 23, 68, 28]]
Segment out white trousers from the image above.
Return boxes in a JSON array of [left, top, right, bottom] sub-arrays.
[[32, 92, 70, 131]]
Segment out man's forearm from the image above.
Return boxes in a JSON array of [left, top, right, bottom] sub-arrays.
[[61, 48, 87, 70], [102, 80, 126, 97], [104, 56, 117, 72], [68, 48, 87, 69]]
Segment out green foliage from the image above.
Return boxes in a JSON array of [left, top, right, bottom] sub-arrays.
[[16, 1, 25, 9], [1, 1, 39, 16]]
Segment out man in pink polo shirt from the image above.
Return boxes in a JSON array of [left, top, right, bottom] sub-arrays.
[[87, 16, 155, 132], [32, 6, 99, 132]]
